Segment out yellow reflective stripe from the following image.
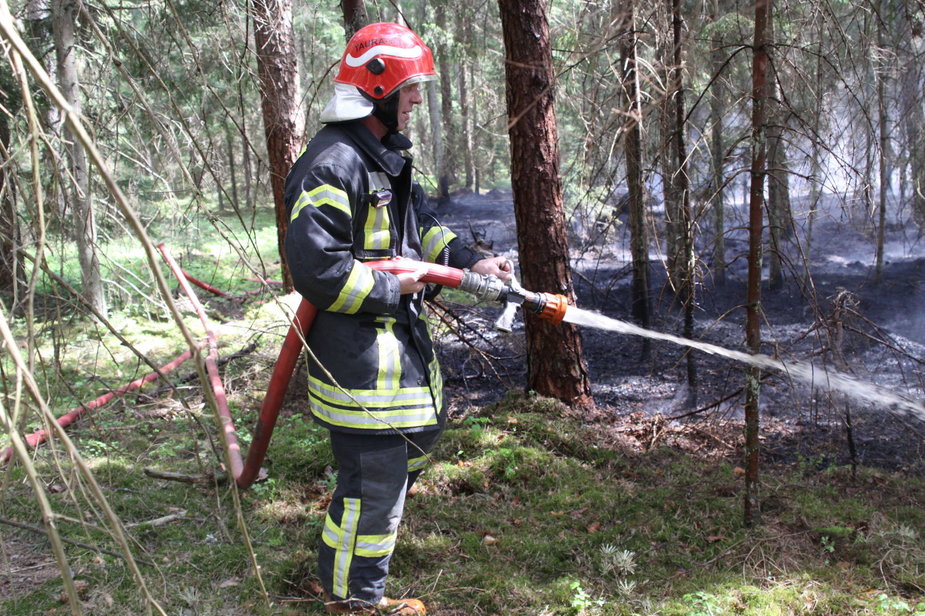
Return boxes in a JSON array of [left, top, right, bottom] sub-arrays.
[[308, 379, 438, 430], [376, 317, 400, 392], [420, 311, 444, 412], [364, 203, 391, 251], [290, 184, 351, 221], [309, 375, 434, 408], [323, 499, 361, 598], [408, 455, 429, 473], [322, 513, 341, 549], [420, 226, 457, 263], [328, 260, 375, 314], [310, 403, 438, 430], [355, 532, 398, 558]]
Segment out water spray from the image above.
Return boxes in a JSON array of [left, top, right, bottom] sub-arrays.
[[561, 304, 925, 422]]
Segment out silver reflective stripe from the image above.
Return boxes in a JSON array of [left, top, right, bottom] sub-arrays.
[[290, 184, 351, 221], [368, 171, 390, 191], [310, 376, 433, 408], [328, 260, 375, 314], [364, 204, 391, 251], [309, 399, 438, 430], [354, 532, 397, 558], [420, 226, 457, 263], [330, 498, 361, 598], [376, 317, 400, 392], [408, 455, 429, 473]]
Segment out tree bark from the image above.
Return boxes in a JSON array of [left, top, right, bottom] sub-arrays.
[[434, 1, 453, 199], [498, 0, 592, 409], [340, 0, 368, 40], [458, 10, 475, 193], [745, 0, 771, 527], [875, 0, 889, 282], [0, 75, 20, 296], [617, 0, 650, 356], [766, 11, 790, 292], [53, 0, 106, 316], [710, 24, 726, 286], [668, 0, 697, 405], [251, 0, 303, 292]]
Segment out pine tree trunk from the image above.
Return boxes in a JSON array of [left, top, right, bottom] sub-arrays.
[[53, 0, 106, 316], [458, 10, 475, 193], [340, 0, 367, 40], [668, 0, 697, 404], [710, 23, 726, 286], [498, 0, 592, 409], [875, 0, 889, 282], [745, 0, 771, 527], [617, 0, 650, 357], [435, 2, 453, 199], [766, 20, 791, 293], [252, 0, 303, 292], [0, 88, 20, 297]]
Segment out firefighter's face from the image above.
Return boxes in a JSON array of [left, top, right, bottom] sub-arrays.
[[397, 83, 423, 132]]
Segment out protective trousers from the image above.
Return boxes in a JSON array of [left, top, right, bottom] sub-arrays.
[[318, 428, 442, 607]]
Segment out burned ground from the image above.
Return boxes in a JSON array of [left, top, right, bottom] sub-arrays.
[[431, 190, 925, 475]]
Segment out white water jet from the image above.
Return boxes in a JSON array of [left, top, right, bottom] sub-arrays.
[[562, 305, 925, 421]]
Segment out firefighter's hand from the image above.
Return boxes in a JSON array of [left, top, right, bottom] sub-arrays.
[[471, 256, 513, 282], [396, 270, 426, 295]]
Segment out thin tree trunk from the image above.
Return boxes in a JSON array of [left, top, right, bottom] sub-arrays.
[[875, 0, 889, 281], [53, 0, 105, 316], [458, 10, 475, 193], [252, 0, 303, 292], [668, 0, 696, 404], [340, 0, 367, 40], [618, 0, 650, 357], [0, 98, 21, 297], [710, 14, 726, 286], [434, 2, 453, 199], [745, 0, 771, 527], [225, 119, 239, 211], [498, 0, 592, 408], [806, 48, 823, 282]]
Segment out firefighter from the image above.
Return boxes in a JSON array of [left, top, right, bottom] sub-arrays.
[[283, 22, 511, 615]]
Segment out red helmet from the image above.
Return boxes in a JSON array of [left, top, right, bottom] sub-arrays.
[[334, 23, 437, 100]]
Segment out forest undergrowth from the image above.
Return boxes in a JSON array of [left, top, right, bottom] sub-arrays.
[[2, 284, 925, 614], [2, 202, 925, 615]]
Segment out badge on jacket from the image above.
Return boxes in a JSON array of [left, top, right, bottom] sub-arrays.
[[370, 189, 392, 208]]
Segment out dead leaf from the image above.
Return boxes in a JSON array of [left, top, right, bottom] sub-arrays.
[[733, 467, 746, 477], [59, 580, 90, 603], [219, 577, 240, 588], [482, 535, 498, 546], [706, 535, 725, 543], [587, 521, 601, 534]]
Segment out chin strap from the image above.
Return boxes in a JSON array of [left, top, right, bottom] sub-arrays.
[[370, 91, 401, 133]]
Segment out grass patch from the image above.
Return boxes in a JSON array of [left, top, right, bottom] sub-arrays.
[[3, 202, 924, 614], [6, 388, 923, 615]]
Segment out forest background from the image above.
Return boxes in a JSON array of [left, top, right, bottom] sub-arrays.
[[1, 0, 924, 614]]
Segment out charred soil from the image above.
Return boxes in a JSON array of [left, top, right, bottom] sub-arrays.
[[431, 189, 925, 475]]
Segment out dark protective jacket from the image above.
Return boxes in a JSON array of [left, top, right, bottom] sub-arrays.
[[284, 122, 481, 434]]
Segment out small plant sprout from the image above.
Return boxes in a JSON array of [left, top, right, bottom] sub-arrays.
[[569, 581, 605, 615], [600, 543, 637, 576]]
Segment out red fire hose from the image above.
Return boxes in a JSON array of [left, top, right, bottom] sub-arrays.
[[1, 253, 566, 488], [234, 258, 567, 489]]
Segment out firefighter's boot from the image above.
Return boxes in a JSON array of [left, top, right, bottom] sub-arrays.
[[324, 594, 426, 615]]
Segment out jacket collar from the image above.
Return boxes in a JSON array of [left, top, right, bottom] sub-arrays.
[[338, 122, 411, 177]]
